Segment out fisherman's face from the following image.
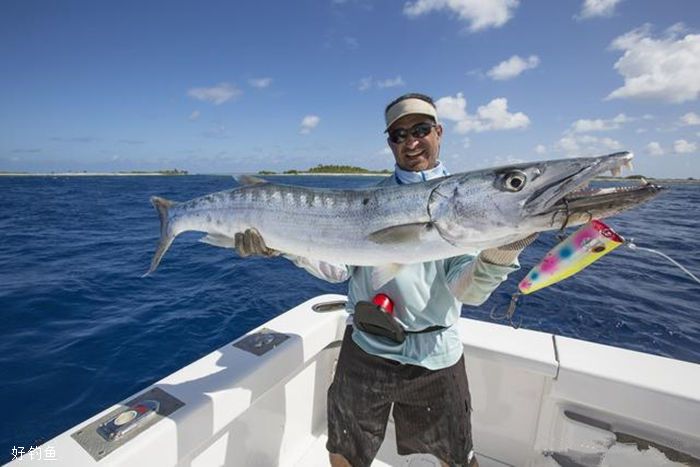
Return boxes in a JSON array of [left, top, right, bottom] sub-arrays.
[[387, 113, 442, 172]]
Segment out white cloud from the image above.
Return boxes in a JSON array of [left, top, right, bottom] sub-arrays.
[[357, 76, 405, 91], [646, 141, 664, 156], [344, 37, 359, 50], [534, 144, 547, 155], [673, 139, 697, 154], [358, 77, 373, 91], [487, 55, 540, 80], [377, 76, 405, 88], [187, 82, 241, 105], [203, 124, 229, 139], [188, 110, 200, 121], [466, 98, 530, 132], [577, 0, 622, 19], [436, 93, 530, 133], [403, 0, 519, 32], [495, 155, 526, 164], [249, 77, 273, 89], [300, 115, 320, 134], [681, 112, 700, 126], [570, 113, 628, 133], [607, 24, 700, 103], [557, 134, 622, 156], [435, 93, 468, 121]]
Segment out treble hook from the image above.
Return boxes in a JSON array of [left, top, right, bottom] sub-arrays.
[[489, 292, 523, 329], [555, 199, 572, 242]]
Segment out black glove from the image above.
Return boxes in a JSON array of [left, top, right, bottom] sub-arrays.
[[234, 228, 280, 258], [480, 233, 539, 265]]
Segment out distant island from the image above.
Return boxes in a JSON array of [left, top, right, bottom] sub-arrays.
[[118, 169, 188, 175], [0, 169, 188, 176], [258, 164, 391, 175], [2, 168, 697, 183], [593, 174, 700, 184]]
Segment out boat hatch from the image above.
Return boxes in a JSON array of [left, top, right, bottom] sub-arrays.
[[70, 387, 184, 461], [233, 328, 290, 356]]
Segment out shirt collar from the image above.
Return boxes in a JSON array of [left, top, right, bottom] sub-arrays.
[[394, 161, 450, 185]]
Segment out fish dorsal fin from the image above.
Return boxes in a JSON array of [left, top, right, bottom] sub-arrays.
[[367, 222, 434, 245], [371, 264, 405, 290], [235, 174, 268, 186]]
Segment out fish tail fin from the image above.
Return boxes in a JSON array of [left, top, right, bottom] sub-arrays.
[[143, 196, 176, 277]]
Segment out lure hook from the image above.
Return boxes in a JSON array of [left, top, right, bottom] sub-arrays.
[[554, 199, 572, 242], [489, 292, 523, 329]]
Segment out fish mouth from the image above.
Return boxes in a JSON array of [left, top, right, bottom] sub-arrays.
[[549, 181, 665, 227], [525, 151, 665, 223]]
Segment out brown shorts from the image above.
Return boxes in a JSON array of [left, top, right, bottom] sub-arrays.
[[326, 326, 473, 467]]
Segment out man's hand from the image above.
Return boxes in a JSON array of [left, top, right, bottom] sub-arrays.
[[234, 228, 280, 258], [480, 233, 539, 266]]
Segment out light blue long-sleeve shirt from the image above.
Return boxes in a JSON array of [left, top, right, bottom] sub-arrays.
[[287, 162, 519, 369]]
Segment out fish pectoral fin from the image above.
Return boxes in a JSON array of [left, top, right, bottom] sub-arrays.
[[199, 233, 237, 249], [367, 223, 434, 245], [371, 264, 405, 290], [234, 174, 268, 186]]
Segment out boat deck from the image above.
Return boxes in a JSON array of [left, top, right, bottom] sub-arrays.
[[294, 418, 512, 467]]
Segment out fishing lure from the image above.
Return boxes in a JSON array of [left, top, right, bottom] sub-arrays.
[[518, 219, 624, 294], [492, 219, 700, 328], [492, 219, 625, 328]]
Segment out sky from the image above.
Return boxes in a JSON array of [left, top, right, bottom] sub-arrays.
[[1, 0, 699, 177]]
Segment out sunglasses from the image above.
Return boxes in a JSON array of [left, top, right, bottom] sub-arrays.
[[387, 122, 437, 144]]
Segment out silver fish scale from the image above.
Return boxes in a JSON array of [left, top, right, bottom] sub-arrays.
[[168, 181, 443, 264], [214, 184, 430, 225]]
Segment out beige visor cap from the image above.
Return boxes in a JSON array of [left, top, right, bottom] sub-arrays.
[[384, 98, 439, 131]]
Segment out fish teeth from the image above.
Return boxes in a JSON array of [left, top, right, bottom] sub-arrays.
[[623, 160, 634, 171], [610, 167, 622, 177], [640, 177, 648, 185]]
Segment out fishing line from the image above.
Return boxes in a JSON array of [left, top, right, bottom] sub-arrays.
[[625, 240, 700, 285]]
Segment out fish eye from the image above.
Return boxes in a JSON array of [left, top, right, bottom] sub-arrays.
[[502, 170, 527, 192]]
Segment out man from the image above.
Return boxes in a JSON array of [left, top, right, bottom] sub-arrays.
[[235, 93, 536, 467]]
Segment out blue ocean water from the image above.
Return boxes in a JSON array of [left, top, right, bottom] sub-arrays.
[[1, 174, 699, 461]]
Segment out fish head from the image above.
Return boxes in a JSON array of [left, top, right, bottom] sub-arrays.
[[429, 152, 665, 248]]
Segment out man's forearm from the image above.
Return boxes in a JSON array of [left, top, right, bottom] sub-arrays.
[[284, 255, 351, 284], [448, 256, 519, 306]]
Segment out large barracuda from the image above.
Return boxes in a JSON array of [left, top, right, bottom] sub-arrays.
[[146, 152, 662, 278]]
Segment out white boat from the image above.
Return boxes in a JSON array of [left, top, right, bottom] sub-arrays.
[[9, 294, 700, 466]]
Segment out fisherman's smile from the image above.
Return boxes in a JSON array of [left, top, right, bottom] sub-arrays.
[[388, 114, 442, 172], [405, 149, 426, 158], [404, 149, 428, 166]]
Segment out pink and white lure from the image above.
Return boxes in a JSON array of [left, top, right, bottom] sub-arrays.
[[518, 219, 625, 294], [491, 219, 625, 328], [493, 219, 698, 328]]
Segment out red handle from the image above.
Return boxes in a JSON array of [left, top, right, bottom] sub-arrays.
[[372, 293, 394, 315]]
